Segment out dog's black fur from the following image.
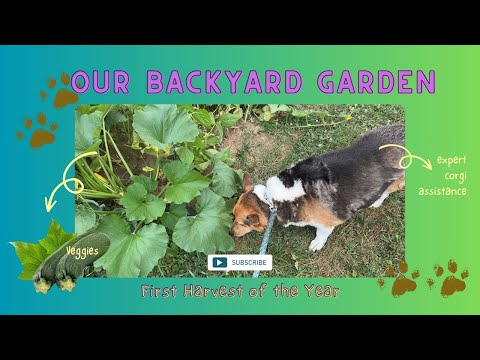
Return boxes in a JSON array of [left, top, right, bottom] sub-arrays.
[[275, 123, 405, 222]]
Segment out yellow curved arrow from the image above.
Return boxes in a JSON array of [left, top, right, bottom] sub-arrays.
[[379, 144, 432, 170], [44, 151, 97, 212]]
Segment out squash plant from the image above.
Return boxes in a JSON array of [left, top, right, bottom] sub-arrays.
[[74, 104, 244, 277]]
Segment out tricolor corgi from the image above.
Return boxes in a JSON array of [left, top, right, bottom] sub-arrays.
[[230, 123, 405, 252]]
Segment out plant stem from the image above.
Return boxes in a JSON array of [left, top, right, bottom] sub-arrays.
[[80, 190, 122, 199], [96, 155, 120, 193], [97, 154, 126, 192], [154, 154, 161, 181], [133, 220, 144, 234], [93, 210, 124, 214], [158, 183, 169, 197], [81, 158, 110, 192], [77, 159, 106, 192], [102, 105, 115, 173], [106, 130, 134, 177], [244, 104, 251, 122]]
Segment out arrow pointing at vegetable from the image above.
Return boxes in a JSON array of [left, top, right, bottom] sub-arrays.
[[44, 151, 97, 213], [379, 144, 432, 171]]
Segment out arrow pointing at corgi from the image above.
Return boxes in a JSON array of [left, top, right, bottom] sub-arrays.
[[44, 151, 97, 212], [379, 144, 432, 171]]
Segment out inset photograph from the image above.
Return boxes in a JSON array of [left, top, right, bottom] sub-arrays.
[[74, 104, 405, 278]]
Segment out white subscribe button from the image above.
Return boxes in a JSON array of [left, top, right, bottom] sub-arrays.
[[208, 255, 272, 271]]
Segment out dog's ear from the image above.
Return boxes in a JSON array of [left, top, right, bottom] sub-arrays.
[[243, 173, 253, 192], [246, 214, 259, 226]]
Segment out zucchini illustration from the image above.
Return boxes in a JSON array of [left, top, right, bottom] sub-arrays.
[[32, 230, 97, 294], [55, 232, 110, 292]]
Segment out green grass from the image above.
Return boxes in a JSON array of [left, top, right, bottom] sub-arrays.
[[154, 104, 405, 278]]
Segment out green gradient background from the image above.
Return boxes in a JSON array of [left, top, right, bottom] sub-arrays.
[[0, 46, 478, 314]]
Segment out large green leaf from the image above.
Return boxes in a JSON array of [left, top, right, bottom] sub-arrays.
[[75, 204, 97, 235], [161, 203, 188, 231], [133, 105, 199, 150], [173, 189, 234, 254], [132, 174, 158, 193], [268, 104, 289, 113], [290, 108, 309, 118], [94, 215, 169, 277], [211, 159, 238, 198], [10, 242, 47, 280], [75, 111, 102, 156], [177, 147, 194, 165], [206, 146, 235, 166], [163, 160, 211, 204], [219, 108, 243, 128], [192, 109, 213, 130], [105, 109, 128, 128], [119, 183, 166, 224]]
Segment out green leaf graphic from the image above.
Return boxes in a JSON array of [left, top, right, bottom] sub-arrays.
[[10, 242, 48, 280], [10, 219, 75, 280], [38, 219, 76, 255]]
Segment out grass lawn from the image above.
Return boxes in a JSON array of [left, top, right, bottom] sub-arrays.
[[155, 104, 405, 278]]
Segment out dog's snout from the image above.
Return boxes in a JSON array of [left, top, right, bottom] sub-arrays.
[[229, 228, 234, 236]]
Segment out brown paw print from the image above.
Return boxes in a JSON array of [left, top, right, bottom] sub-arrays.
[[427, 260, 469, 298], [17, 113, 57, 148], [40, 72, 78, 109], [378, 260, 419, 297]]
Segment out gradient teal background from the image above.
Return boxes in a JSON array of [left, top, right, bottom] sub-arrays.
[[0, 46, 478, 314]]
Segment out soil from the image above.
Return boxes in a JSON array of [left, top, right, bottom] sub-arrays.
[[221, 122, 262, 158], [221, 121, 294, 172], [106, 125, 156, 186]]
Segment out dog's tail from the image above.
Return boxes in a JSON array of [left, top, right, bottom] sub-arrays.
[[375, 123, 405, 170], [354, 123, 405, 170]]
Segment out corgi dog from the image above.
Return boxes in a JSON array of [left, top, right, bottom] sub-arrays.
[[230, 123, 405, 252]]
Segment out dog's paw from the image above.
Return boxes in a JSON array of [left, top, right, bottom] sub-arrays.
[[370, 192, 389, 208], [308, 238, 326, 252]]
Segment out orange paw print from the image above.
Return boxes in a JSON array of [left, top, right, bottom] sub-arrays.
[[378, 260, 419, 297], [40, 72, 79, 109], [427, 260, 469, 298], [17, 113, 57, 149]]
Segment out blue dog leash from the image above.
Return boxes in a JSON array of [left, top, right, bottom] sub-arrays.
[[252, 206, 277, 278]]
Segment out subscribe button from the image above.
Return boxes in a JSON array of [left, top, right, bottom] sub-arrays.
[[208, 255, 272, 271]]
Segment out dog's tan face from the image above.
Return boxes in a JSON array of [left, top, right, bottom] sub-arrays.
[[230, 173, 268, 237]]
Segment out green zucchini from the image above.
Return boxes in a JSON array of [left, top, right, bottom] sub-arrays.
[[33, 230, 97, 294], [55, 232, 110, 292]]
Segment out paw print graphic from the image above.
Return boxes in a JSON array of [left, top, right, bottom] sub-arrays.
[[17, 113, 57, 149], [18, 73, 80, 149], [40, 72, 79, 109], [378, 260, 419, 297], [427, 260, 469, 298]]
